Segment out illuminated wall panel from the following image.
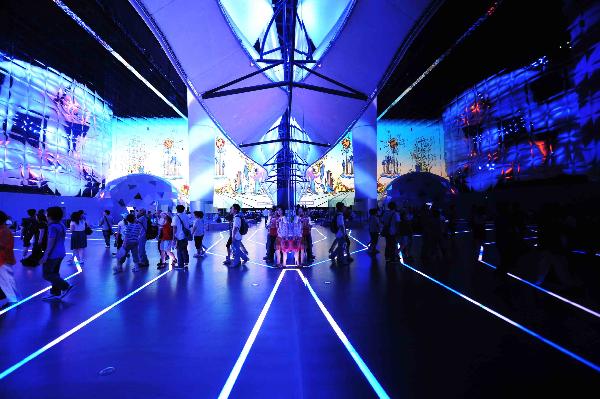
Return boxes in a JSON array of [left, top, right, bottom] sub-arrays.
[[299, 132, 355, 208], [376, 120, 445, 199], [213, 133, 272, 209], [0, 52, 112, 196], [110, 117, 189, 203]]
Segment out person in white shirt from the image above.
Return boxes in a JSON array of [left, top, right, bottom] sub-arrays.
[[192, 211, 206, 258], [262, 208, 269, 227], [171, 205, 190, 269], [231, 204, 248, 267]]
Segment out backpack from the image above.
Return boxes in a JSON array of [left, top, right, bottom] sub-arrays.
[[329, 213, 339, 234], [145, 217, 158, 240], [177, 215, 193, 241], [238, 215, 249, 235]]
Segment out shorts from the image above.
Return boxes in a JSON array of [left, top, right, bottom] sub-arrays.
[[160, 240, 173, 252]]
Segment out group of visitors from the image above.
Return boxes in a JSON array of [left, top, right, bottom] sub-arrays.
[[260, 205, 314, 267], [0, 206, 75, 305]]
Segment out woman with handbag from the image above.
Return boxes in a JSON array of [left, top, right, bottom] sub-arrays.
[[69, 211, 87, 265]]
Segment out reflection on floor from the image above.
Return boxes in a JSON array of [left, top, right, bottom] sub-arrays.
[[1, 225, 599, 398]]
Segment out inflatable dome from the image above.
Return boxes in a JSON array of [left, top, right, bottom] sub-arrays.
[[382, 172, 457, 210], [96, 174, 179, 214]]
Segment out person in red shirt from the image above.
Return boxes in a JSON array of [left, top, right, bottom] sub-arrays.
[[158, 213, 176, 269], [0, 210, 19, 307]]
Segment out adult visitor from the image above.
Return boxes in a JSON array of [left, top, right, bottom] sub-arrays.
[[69, 211, 87, 265], [41, 207, 73, 301]]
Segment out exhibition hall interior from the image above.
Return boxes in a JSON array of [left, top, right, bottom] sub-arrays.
[[0, 0, 599, 397]]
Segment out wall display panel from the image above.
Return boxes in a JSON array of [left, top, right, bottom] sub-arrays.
[[109, 117, 189, 203], [213, 133, 272, 209], [0, 52, 112, 196], [442, 54, 596, 191], [299, 133, 355, 208], [376, 120, 445, 200]]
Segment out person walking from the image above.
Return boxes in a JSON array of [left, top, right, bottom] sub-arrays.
[[262, 208, 269, 228], [231, 204, 249, 267], [382, 202, 400, 263], [136, 209, 150, 267], [114, 213, 142, 274], [0, 210, 19, 307], [41, 207, 73, 301], [192, 211, 206, 257], [99, 210, 113, 248], [330, 202, 347, 265], [69, 211, 87, 265], [21, 208, 38, 259], [158, 213, 176, 269], [172, 205, 190, 270], [298, 207, 313, 265], [367, 208, 381, 254]]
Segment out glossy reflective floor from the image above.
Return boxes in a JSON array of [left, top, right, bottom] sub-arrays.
[[1, 225, 599, 398]]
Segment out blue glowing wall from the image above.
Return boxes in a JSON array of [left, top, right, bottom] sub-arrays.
[[443, 0, 600, 195], [0, 52, 112, 196]]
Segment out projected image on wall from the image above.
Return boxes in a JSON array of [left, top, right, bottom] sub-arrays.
[[213, 134, 272, 209], [376, 120, 445, 200], [443, 56, 596, 191], [299, 133, 355, 207], [0, 52, 112, 196], [110, 117, 189, 203]]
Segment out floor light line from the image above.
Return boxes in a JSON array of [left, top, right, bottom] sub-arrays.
[[0, 267, 172, 380], [398, 259, 600, 373], [0, 258, 83, 317], [296, 269, 391, 398], [217, 270, 287, 399], [0, 235, 226, 379], [478, 246, 600, 319]]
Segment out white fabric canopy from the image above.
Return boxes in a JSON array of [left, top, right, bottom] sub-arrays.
[[131, 0, 435, 164]]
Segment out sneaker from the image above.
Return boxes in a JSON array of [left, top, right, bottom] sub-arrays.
[[60, 284, 75, 298], [193, 253, 201, 258], [157, 263, 166, 269], [173, 265, 184, 270], [42, 293, 61, 301], [242, 258, 249, 264], [105, 245, 110, 248], [223, 259, 232, 265], [157, 262, 164, 266]]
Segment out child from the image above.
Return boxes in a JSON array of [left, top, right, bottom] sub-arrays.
[[192, 211, 206, 258], [368, 208, 381, 254], [0, 210, 19, 307], [158, 214, 176, 269], [40, 207, 73, 300]]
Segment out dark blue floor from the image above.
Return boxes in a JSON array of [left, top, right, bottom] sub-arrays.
[[1, 225, 599, 398]]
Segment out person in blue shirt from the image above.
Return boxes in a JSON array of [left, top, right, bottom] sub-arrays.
[[40, 207, 73, 300]]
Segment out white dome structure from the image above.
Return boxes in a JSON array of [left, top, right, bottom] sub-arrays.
[[96, 173, 179, 214]]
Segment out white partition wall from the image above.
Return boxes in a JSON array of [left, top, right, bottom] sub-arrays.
[[188, 90, 217, 211], [351, 100, 378, 211]]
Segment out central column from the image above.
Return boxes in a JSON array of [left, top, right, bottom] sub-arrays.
[[275, 0, 298, 210]]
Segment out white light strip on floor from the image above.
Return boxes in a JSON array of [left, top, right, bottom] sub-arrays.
[[0, 268, 171, 380], [0, 235, 225, 379], [354, 239, 600, 372], [478, 246, 600, 319], [400, 260, 600, 373], [295, 269, 391, 399], [217, 270, 287, 399], [51, 0, 186, 119], [312, 227, 327, 244], [0, 258, 83, 317]]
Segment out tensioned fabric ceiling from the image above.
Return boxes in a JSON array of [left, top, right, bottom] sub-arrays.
[[130, 0, 436, 164]]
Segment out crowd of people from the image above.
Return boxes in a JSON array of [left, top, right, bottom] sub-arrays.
[[0, 198, 596, 308]]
